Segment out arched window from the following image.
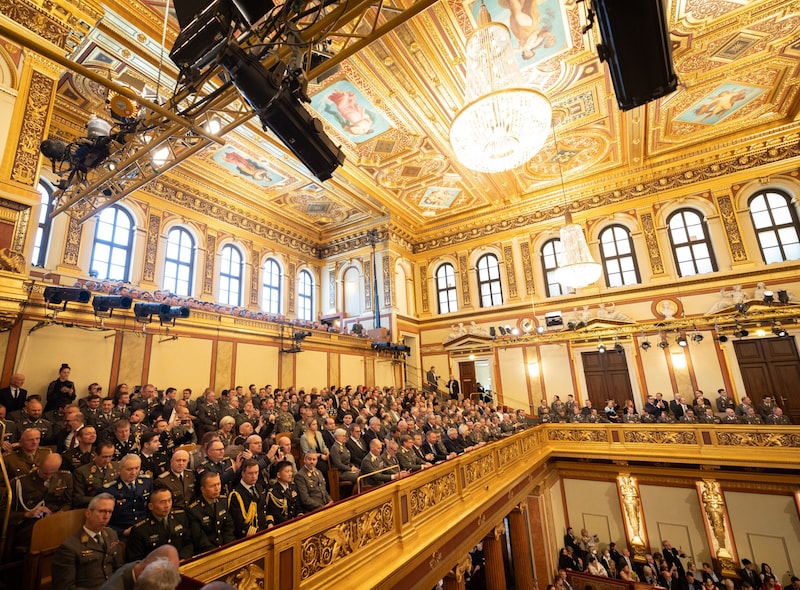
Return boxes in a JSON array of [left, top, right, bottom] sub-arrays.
[[163, 227, 195, 296], [32, 181, 54, 267], [541, 239, 571, 297], [599, 225, 640, 287], [476, 253, 503, 307], [297, 269, 313, 321], [667, 208, 718, 277], [749, 189, 800, 264], [262, 257, 282, 314], [435, 263, 458, 314], [219, 244, 243, 306], [90, 205, 134, 281]]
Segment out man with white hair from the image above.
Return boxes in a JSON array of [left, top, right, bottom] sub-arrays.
[[103, 453, 152, 535], [133, 558, 181, 590]]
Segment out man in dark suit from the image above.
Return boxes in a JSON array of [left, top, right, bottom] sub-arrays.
[[662, 540, 687, 578], [321, 417, 337, 449], [52, 493, 125, 589], [670, 394, 689, 420], [422, 429, 453, 463], [0, 373, 27, 413], [345, 424, 368, 467], [426, 366, 438, 393], [126, 487, 193, 560], [739, 559, 762, 589]]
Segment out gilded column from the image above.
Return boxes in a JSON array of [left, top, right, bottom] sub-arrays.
[[508, 504, 536, 590], [617, 474, 649, 562], [484, 524, 508, 590], [696, 479, 739, 577]]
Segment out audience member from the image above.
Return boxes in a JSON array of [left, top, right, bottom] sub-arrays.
[[127, 487, 193, 560], [187, 471, 236, 553], [266, 460, 302, 526], [74, 440, 118, 507], [103, 454, 152, 535], [294, 452, 332, 512], [98, 544, 180, 590]]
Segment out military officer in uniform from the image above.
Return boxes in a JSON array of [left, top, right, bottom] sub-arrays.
[[360, 439, 402, 488], [62, 425, 97, 471], [127, 487, 193, 560], [109, 419, 135, 460], [4, 427, 51, 478], [139, 431, 168, 477], [155, 449, 196, 509], [9, 452, 72, 552], [52, 493, 125, 589], [294, 452, 332, 512], [397, 434, 430, 472], [228, 459, 268, 538], [103, 453, 152, 535], [265, 460, 302, 527], [73, 441, 118, 508], [195, 439, 238, 493], [187, 471, 235, 553], [329, 428, 360, 484]]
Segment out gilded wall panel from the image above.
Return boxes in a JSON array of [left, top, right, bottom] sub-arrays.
[[419, 263, 428, 312], [458, 254, 469, 306], [61, 214, 81, 266], [329, 268, 336, 308], [382, 252, 391, 307], [10, 70, 53, 186], [520, 241, 534, 296], [288, 262, 296, 313], [141, 212, 160, 283], [300, 501, 394, 580], [250, 249, 259, 306], [503, 244, 517, 299], [410, 471, 457, 517], [639, 212, 665, 275], [364, 258, 372, 311], [204, 234, 216, 295], [715, 193, 748, 262]]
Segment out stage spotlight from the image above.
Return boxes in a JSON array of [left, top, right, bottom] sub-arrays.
[[597, 343, 606, 354], [614, 343, 624, 354], [676, 333, 688, 347], [292, 330, 312, 341], [489, 326, 497, 339], [658, 340, 669, 349], [159, 306, 190, 325], [772, 322, 787, 337], [717, 334, 729, 343], [641, 340, 652, 350], [691, 333, 704, 343], [762, 290, 774, 305], [778, 290, 789, 304], [134, 302, 170, 322], [535, 325, 545, 335], [44, 286, 92, 307], [733, 327, 749, 338], [92, 295, 133, 317], [498, 326, 507, 336]]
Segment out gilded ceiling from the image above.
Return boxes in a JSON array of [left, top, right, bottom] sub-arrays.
[[42, 0, 800, 250]]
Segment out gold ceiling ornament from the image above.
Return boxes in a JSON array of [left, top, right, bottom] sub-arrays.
[[449, 2, 551, 173]]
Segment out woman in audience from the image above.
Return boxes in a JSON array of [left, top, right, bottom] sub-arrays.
[[45, 363, 76, 412], [761, 563, 779, 589], [300, 419, 329, 476], [619, 564, 636, 581], [587, 556, 608, 577], [217, 415, 236, 447]]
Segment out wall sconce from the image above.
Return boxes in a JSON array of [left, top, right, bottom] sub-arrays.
[[43, 286, 91, 309], [92, 295, 133, 317]]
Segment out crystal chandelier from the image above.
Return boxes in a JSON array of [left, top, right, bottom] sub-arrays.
[[555, 209, 603, 289], [449, 4, 551, 173]]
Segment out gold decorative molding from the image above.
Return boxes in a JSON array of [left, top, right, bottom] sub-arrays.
[[458, 253, 469, 307], [464, 453, 495, 487], [300, 501, 394, 580], [503, 243, 517, 299], [225, 563, 265, 590], [141, 212, 160, 283], [382, 252, 391, 307], [623, 430, 698, 445], [419, 263, 428, 312], [520, 241, 534, 297], [10, 69, 53, 186], [363, 256, 372, 311], [617, 474, 647, 554], [288, 261, 296, 314], [491, 523, 505, 540], [639, 211, 665, 276], [716, 431, 800, 447], [203, 234, 216, 295], [498, 440, 521, 467], [410, 471, 457, 517], [697, 479, 738, 576], [454, 553, 473, 583], [715, 193, 748, 263], [547, 429, 609, 443], [429, 550, 442, 570], [61, 213, 81, 266]]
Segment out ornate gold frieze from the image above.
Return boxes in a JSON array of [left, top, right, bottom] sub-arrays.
[[716, 430, 800, 447], [458, 254, 469, 307], [141, 212, 160, 283], [498, 440, 521, 467], [328, 268, 336, 308], [382, 252, 391, 307], [715, 193, 748, 262], [61, 214, 81, 266], [0, 0, 70, 48], [145, 180, 318, 257], [410, 471, 457, 517], [224, 563, 265, 590], [547, 429, 609, 443], [638, 212, 665, 275], [249, 248, 259, 306], [464, 454, 495, 486], [288, 262, 296, 313], [623, 430, 698, 444], [203, 234, 215, 295], [363, 257, 372, 311], [318, 228, 387, 258], [503, 244, 517, 299], [300, 501, 394, 580], [419, 263, 428, 312], [520, 241, 534, 297], [10, 70, 52, 186]]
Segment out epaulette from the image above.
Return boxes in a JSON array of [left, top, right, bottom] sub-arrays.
[[133, 519, 148, 528], [103, 480, 116, 489], [173, 509, 185, 515], [188, 499, 200, 508], [158, 471, 170, 479]]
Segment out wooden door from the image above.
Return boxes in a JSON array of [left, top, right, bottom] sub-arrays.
[[733, 337, 800, 423], [582, 350, 634, 411], [459, 361, 476, 399]]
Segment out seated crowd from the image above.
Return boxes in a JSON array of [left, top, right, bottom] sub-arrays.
[[555, 526, 799, 590], [0, 367, 529, 590], [537, 390, 791, 425]]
